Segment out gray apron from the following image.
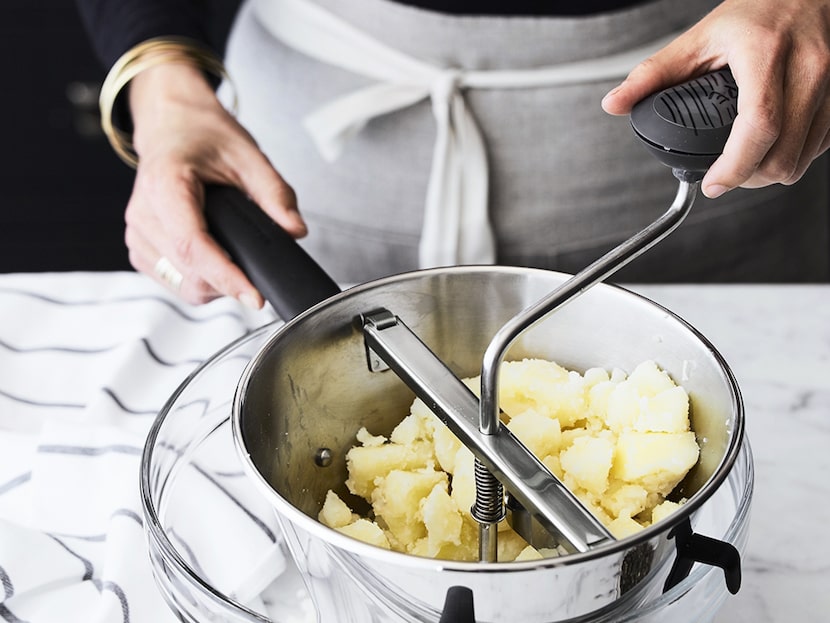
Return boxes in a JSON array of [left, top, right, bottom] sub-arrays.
[[222, 0, 829, 283]]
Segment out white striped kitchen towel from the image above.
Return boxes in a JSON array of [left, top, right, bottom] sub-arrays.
[[0, 272, 290, 623]]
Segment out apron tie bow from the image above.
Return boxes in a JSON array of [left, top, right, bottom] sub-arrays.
[[254, 0, 678, 268]]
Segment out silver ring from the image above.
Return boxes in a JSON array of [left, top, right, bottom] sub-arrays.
[[154, 256, 184, 291]]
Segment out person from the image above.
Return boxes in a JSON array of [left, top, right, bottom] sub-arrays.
[[76, 0, 830, 310]]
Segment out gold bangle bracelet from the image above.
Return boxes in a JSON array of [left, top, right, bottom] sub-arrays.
[[98, 37, 237, 168]]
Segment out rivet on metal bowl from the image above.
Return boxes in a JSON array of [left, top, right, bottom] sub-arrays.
[[314, 448, 333, 467]]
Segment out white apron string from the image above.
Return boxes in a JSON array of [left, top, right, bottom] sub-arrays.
[[253, 0, 679, 268]]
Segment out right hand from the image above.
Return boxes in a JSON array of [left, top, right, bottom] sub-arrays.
[[125, 62, 307, 308], [602, 0, 830, 200]]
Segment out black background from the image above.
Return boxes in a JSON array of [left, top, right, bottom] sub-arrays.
[[0, 1, 241, 273], [1, 1, 136, 272]]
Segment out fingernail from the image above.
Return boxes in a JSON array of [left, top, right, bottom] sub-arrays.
[[290, 211, 308, 232], [601, 86, 625, 112], [703, 184, 729, 199], [239, 292, 262, 310]]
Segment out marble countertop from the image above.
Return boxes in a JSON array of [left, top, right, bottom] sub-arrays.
[[632, 284, 830, 623], [0, 273, 827, 622]]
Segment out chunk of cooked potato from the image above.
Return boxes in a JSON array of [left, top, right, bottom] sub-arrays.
[[371, 468, 448, 548], [318, 490, 358, 529], [612, 431, 699, 495], [337, 519, 391, 549], [327, 359, 698, 562], [345, 440, 435, 498], [559, 434, 614, 496], [507, 409, 562, 458]]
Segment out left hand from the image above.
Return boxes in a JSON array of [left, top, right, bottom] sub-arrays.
[[602, 0, 830, 198]]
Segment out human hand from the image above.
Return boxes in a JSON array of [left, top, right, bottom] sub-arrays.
[[602, 0, 830, 198], [125, 62, 307, 307]]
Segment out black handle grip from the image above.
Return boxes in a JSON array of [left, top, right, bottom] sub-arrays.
[[664, 516, 742, 595], [630, 68, 738, 173], [439, 586, 476, 623], [203, 185, 341, 320]]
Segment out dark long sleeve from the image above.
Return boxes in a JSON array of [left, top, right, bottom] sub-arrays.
[[74, 0, 242, 68]]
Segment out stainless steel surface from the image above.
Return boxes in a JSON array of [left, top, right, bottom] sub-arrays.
[[476, 513, 499, 563], [471, 456, 506, 563], [232, 266, 744, 621], [362, 309, 611, 554]]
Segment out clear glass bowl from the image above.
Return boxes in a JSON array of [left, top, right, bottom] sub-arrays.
[[141, 321, 753, 623]]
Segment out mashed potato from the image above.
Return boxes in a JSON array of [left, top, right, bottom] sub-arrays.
[[318, 359, 699, 561]]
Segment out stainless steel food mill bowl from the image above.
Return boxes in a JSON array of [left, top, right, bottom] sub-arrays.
[[231, 267, 749, 622]]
